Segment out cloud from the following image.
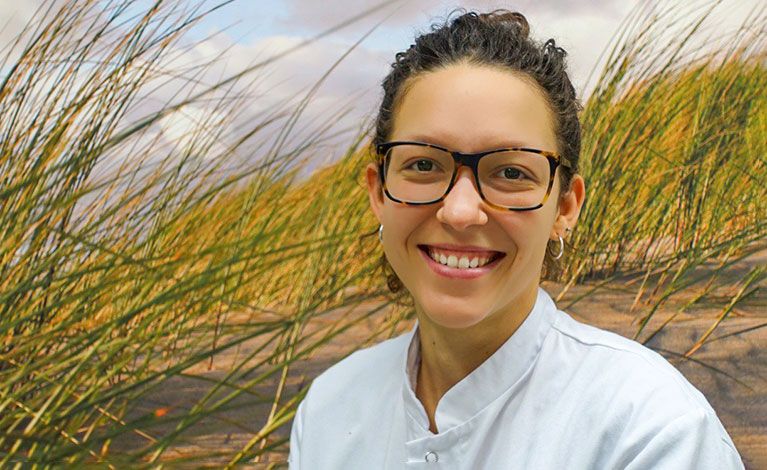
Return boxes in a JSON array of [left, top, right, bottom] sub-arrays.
[[274, 0, 626, 31], [270, 0, 627, 39], [3, 0, 763, 177], [264, 0, 633, 99], [2, 1, 381, 161], [265, 0, 763, 99], [0, 1, 63, 66], [108, 28, 393, 173], [140, 0, 767, 169], [0, 1, 40, 44]]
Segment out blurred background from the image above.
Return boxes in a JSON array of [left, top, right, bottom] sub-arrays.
[[2, 0, 760, 171], [0, 0, 764, 467]]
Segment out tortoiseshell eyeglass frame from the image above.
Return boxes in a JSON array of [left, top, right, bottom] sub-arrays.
[[375, 141, 571, 211]]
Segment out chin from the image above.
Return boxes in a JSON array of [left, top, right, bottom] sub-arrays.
[[418, 297, 490, 330]]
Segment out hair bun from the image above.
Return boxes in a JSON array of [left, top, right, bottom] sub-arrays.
[[479, 10, 530, 39]]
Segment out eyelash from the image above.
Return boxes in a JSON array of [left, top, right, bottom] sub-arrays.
[[405, 160, 531, 181], [405, 159, 442, 172], [493, 167, 529, 180]]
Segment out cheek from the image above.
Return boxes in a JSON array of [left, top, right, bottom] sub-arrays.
[[496, 213, 553, 260], [498, 213, 549, 239], [380, 205, 431, 251]]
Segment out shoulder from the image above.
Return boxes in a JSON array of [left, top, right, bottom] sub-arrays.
[[290, 328, 414, 467], [547, 308, 714, 414], [301, 327, 411, 414], [543, 309, 742, 467]]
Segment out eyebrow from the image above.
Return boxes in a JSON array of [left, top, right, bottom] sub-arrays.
[[400, 134, 532, 149]]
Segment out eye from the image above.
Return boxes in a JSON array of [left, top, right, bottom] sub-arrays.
[[407, 159, 437, 172], [496, 167, 527, 180]]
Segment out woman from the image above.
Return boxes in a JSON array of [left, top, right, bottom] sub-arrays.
[[288, 9, 744, 469]]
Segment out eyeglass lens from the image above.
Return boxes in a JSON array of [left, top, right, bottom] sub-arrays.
[[383, 144, 550, 209]]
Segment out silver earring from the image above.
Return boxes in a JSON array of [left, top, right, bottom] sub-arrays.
[[553, 235, 564, 260], [378, 224, 383, 243]]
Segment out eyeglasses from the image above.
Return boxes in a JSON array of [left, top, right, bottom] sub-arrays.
[[375, 141, 570, 211]]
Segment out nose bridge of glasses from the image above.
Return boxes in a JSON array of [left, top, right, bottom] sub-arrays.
[[453, 150, 483, 166], [451, 151, 483, 186]]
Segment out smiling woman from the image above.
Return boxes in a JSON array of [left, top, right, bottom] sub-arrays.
[[288, 9, 745, 469]]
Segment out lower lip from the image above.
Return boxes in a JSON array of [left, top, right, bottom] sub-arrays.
[[418, 247, 504, 280]]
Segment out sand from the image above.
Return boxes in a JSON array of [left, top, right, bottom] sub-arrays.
[[116, 245, 766, 468]]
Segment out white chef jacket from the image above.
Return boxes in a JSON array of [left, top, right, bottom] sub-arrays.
[[288, 287, 744, 469]]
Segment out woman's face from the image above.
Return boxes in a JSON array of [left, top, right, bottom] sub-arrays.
[[366, 62, 584, 330]]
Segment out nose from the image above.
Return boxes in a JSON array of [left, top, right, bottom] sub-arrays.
[[436, 166, 489, 230]]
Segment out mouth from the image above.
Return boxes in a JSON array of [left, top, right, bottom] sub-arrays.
[[417, 244, 506, 270]]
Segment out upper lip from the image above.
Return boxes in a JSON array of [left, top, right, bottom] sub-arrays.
[[419, 243, 504, 254]]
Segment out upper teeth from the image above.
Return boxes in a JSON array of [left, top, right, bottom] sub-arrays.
[[426, 247, 496, 269]]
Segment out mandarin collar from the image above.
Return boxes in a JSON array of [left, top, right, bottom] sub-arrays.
[[400, 286, 557, 433]]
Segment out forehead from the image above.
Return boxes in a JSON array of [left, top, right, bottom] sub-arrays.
[[390, 62, 557, 151]]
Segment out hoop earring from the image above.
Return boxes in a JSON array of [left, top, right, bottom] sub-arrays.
[[553, 235, 564, 260], [378, 224, 384, 243]]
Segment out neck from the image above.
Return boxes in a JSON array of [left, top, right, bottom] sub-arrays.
[[414, 284, 539, 431]]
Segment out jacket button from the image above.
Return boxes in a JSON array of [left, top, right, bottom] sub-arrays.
[[425, 451, 439, 462]]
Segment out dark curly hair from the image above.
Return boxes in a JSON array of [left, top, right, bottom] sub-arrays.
[[370, 9, 583, 300]]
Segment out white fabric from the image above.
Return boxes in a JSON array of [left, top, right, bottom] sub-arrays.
[[288, 287, 744, 469]]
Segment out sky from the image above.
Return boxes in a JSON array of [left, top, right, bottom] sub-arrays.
[[189, 0, 635, 98], [170, 0, 639, 144], [0, 0, 763, 170]]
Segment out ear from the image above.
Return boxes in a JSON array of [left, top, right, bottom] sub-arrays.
[[366, 162, 385, 224], [551, 174, 586, 238]]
